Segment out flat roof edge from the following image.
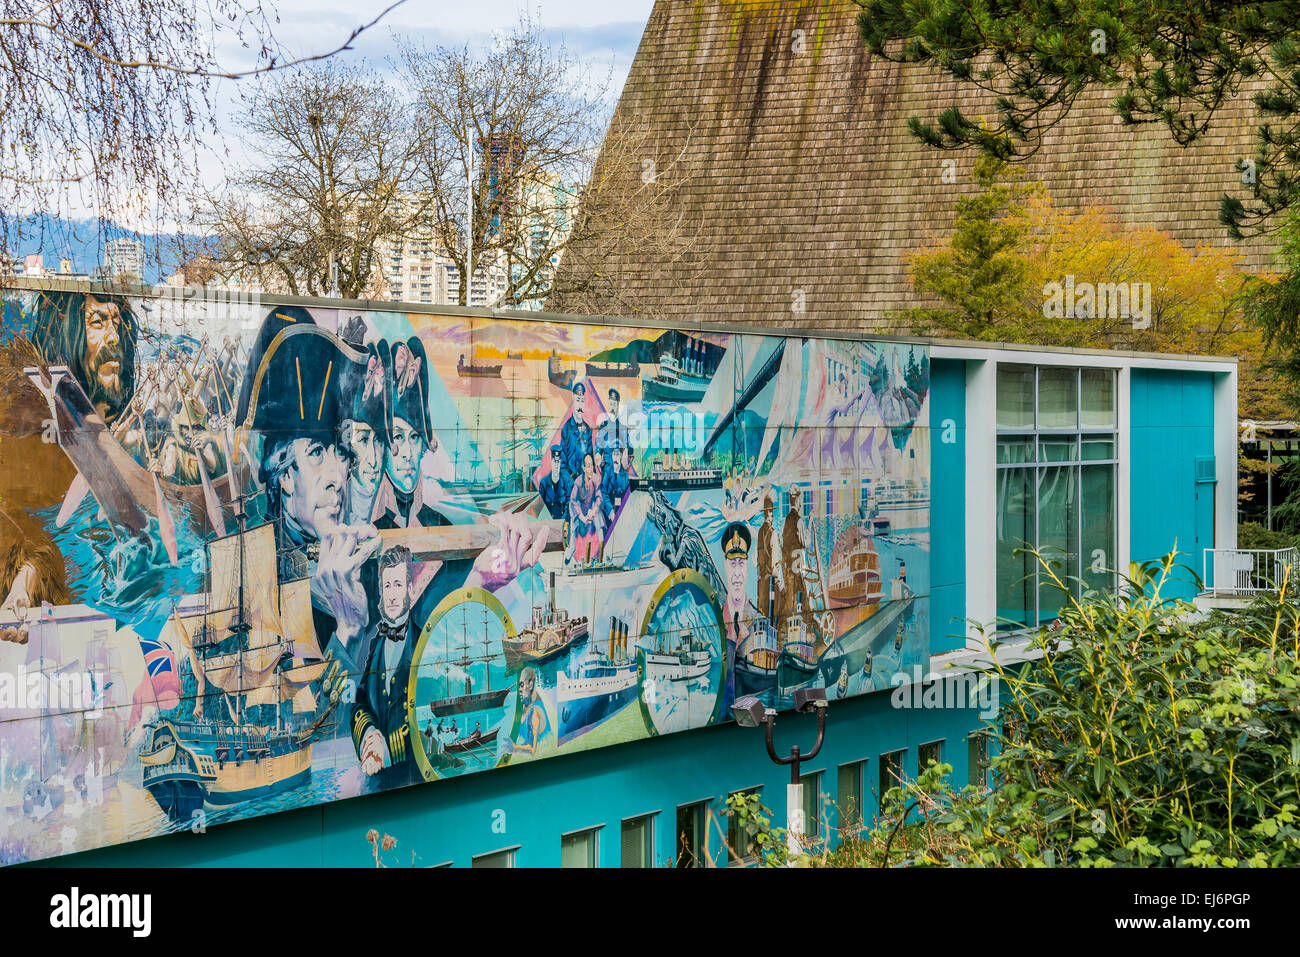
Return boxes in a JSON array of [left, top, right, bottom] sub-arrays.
[[0, 276, 1238, 366]]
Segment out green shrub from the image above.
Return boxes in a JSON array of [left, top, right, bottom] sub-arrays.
[[809, 552, 1300, 867]]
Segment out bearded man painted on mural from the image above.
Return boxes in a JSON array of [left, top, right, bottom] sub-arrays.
[[0, 292, 140, 625], [31, 290, 139, 426]]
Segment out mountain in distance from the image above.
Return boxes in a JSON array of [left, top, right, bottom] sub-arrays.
[[5, 213, 202, 284]]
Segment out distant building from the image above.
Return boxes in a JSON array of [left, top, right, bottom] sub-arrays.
[[104, 237, 145, 280]]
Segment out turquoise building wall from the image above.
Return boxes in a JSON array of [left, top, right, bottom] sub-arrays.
[[47, 689, 988, 867], [929, 359, 967, 654], [1129, 369, 1218, 597]]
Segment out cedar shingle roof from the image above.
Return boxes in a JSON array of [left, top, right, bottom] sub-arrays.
[[550, 0, 1274, 333]]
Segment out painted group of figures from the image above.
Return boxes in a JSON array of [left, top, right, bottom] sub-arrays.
[[0, 292, 549, 792], [536, 379, 632, 563]]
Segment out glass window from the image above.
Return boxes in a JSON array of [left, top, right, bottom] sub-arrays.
[[1081, 368, 1117, 428], [968, 733, 991, 788], [1038, 436, 1078, 462], [996, 364, 1035, 429], [878, 749, 905, 805], [1081, 435, 1115, 461], [996, 466, 1036, 629], [799, 772, 822, 839], [621, 814, 656, 868], [1081, 464, 1116, 595], [561, 826, 600, 868], [996, 365, 1117, 630], [472, 847, 517, 868], [837, 761, 865, 834], [675, 801, 708, 868], [918, 740, 944, 772], [1037, 367, 1078, 429], [997, 436, 1035, 464], [728, 788, 762, 866], [1036, 465, 1080, 621]]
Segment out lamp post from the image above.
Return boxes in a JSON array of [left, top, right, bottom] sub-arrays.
[[731, 687, 827, 860]]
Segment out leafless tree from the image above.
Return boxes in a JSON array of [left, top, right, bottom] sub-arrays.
[[0, 0, 405, 269], [192, 62, 424, 299], [397, 12, 699, 310]]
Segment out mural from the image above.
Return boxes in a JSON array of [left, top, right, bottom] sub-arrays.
[[0, 287, 931, 863]]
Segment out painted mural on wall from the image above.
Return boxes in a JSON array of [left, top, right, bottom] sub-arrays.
[[0, 287, 931, 863]]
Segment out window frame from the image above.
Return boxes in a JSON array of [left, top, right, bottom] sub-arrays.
[[619, 811, 658, 869], [917, 739, 944, 774], [996, 364, 1118, 630], [727, 786, 764, 868], [675, 799, 710, 868], [560, 824, 603, 868], [798, 769, 824, 841], [471, 845, 520, 868], [836, 759, 868, 836]]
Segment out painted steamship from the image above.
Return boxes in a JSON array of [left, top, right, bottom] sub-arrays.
[[502, 571, 589, 667]]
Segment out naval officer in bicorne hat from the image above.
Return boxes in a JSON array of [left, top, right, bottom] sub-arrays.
[[369, 336, 451, 531]]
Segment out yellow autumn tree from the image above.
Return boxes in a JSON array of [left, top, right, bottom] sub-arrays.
[[899, 159, 1283, 419]]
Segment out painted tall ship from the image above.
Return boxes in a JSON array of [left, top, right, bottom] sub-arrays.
[[139, 515, 328, 823], [457, 354, 503, 378], [429, 605, 514, 717], [557, 618, 638, 744], [502, 572, 589, 667]]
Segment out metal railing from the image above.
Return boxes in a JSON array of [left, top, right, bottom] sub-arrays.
[[1203, 548, 1300, 596]]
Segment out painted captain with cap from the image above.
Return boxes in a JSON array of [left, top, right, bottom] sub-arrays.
[[721, 521, 752, 708], [537, 443, 571, 520], [560, 380, 594, 483]]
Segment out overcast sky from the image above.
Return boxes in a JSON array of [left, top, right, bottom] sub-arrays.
[[199, 0, 654, 190]]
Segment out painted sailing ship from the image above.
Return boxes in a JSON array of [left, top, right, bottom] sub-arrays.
[[502, 571, 589, 666], [557, 618, 638, 743], [429, 606, 514, 717], [457, 354, 504, 378], [139, 515, 327, 823]]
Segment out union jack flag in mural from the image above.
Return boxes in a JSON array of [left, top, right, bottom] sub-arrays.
[[129, 633, 182, 726]]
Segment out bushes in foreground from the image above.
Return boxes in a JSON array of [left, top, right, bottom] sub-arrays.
[[732, 554, 1300, 867]]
